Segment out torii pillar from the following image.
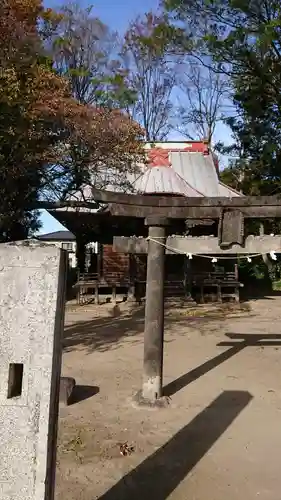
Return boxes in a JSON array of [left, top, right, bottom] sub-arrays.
[[142, 217, 170, 402]]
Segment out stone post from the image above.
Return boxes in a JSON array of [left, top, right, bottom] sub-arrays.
[[142, 217, 169, 402], [0, 242, 67, 500]]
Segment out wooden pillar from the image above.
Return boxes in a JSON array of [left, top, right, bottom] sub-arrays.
[[76, 238, 87, 273], [184, 255, 192, 300], [234, 263, 239, 303], [112, 285, 117, 304], [128, 255, 136, 302], [94, 283, 99, 305], [142, 217, 169, 401], [97, 243, 103, 278], [127, 283, 135, 302]]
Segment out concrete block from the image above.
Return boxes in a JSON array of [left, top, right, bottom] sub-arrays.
[[0, 242, 67, 500]]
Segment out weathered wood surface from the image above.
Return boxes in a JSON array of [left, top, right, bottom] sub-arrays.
[[48, 190, 281, 219], [108, 203, 281, 219], [90, 189, 281, 219], [92, 188, 281, 208], [113, 235, 281, 255], [218, 210, 244, 248]]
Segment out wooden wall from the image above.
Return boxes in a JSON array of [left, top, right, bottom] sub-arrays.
[[102, 244, 130, 280], [100, 245, 216, 283]]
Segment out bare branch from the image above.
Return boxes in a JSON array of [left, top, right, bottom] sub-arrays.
[[121, 11, 181, 140], [49, 2, 121, 105], [176, 60, 233, 144]]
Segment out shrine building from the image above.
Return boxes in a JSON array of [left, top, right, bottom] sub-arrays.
[[48, 140, 243, 303]]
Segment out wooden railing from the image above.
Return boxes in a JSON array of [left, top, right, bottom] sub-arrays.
[[77, 273, 99, 283], [191, 271, 239, 284], [190, 269, 241, 303], [77, 272, 130, 283]]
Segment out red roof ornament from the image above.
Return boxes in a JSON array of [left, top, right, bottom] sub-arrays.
[[184, 142, 209, 155], [148, 148, 171, 167]]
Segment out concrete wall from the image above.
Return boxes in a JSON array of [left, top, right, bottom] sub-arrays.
[[0, 242, 67, 500]]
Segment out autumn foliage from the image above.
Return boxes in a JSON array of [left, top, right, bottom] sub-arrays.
[[0, 0, 144, 241]]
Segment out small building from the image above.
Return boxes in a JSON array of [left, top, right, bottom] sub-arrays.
[[47, 141, 242, 302], [36, 231, 98, 269], [36, 231, 77, 268]]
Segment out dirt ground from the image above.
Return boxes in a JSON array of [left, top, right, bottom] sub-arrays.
[[55, 295, 281, 500]]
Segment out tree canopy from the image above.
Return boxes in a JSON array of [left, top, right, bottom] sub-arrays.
[[0, 0, 144, 241], [163, 0, 281, 195]]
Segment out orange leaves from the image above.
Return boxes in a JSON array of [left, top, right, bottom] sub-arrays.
[[85, 107, 144, 157], [0, 1, 145, 241], [0, 0, 144, 195], [0, 0, 41, 39], [53, 104, 145, 178]]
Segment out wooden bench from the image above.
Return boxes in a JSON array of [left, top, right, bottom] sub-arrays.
[[73, 272, 131, 305], [134, 279, 188, 302], [191, 270, 242, 303]]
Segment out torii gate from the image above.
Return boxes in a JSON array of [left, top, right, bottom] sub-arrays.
[[92, 189, 281, 405]]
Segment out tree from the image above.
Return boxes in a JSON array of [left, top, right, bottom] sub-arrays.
[[48, 106, 144, 198], [50, 2, 131, 107], [0, 0, 72, 240], [45, 1, 143, 196], [176, 61, 230, 144], [163, 0, 281, 195], [0, 0, 144, 242], [121, 11, 179, 141]]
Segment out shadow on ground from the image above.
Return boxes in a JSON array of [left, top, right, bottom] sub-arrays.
[[70, 385, 99, 405], [63, 305, 145, 353], [63, 303, 250, 354], [98, 391, 252, 500], [164, 333, 281, 397]]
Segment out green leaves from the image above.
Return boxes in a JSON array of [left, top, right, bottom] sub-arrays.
[[163, 0, 281, 196]]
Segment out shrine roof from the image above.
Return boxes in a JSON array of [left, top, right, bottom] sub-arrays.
[[132, 149, 242, 197], [49, 142, 242, 224], [133, 165, 203, 197]]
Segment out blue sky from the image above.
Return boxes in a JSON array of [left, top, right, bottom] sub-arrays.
[[84, 0, 161, 32], [39, 0, 232, 234], [46, 0, 161, 31]]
